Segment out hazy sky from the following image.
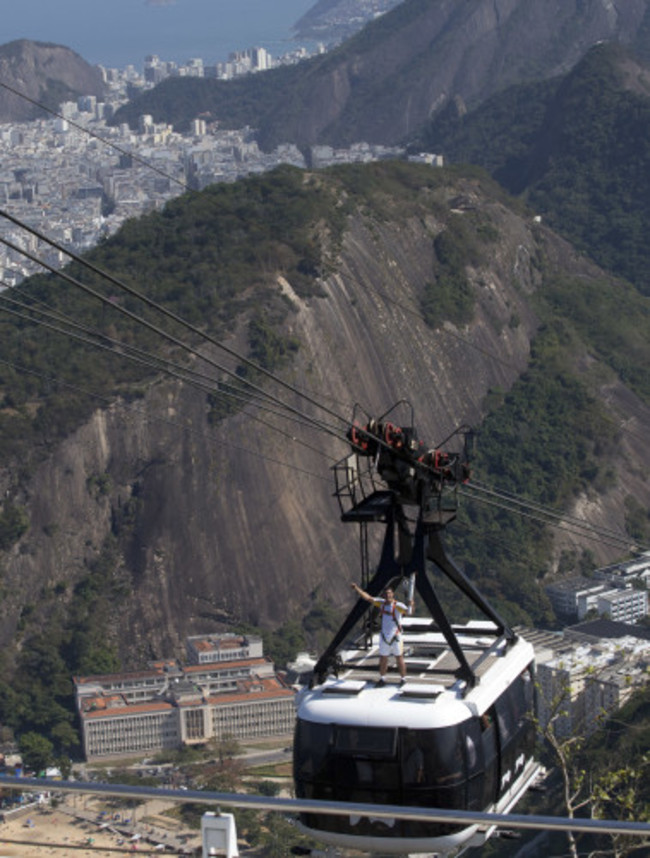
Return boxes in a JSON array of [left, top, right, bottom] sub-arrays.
[[2, 0, 316, 69]]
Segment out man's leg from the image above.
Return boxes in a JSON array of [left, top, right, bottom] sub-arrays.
[[397, 654, 406, 679]]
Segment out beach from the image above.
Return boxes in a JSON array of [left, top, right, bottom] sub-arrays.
[[0, 795, 202, 857]]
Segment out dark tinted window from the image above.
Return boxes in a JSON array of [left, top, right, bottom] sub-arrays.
[[294, 720, 332, 779], [494, 668, 536, 752], [494, 693, 515, 745], [335, 726, 397, 756], [400, 725, 466, 786]]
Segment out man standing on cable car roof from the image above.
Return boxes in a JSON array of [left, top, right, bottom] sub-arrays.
[[351, 582, 414, 686]]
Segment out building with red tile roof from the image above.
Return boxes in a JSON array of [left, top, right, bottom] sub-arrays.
[[75, 634, 295, 760]]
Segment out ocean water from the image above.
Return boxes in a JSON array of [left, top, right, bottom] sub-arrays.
[[2, 0, 316, 70]]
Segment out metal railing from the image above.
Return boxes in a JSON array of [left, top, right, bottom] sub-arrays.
[[2, 775, 650, 840]]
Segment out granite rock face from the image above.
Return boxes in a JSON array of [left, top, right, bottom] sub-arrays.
[[0, 171, 647, 669]]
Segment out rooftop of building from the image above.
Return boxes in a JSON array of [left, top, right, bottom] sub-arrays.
[[82, 699, 176, 719], [566, 618, 650, 641], [545, 575, 601, 593], [80, 676, 293, 720], [183, 656, 271, 674], [187, 632, 261, 651]]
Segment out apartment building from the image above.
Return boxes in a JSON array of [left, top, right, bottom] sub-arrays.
[[597, 587, 648, 624], [532, 632, 650, 738], [546, 573, 649, 623], [594, 551, 650, 588]]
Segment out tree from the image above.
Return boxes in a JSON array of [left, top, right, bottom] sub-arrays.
[[590, 753, 650, 858], [256, 780, 281, 797], [538, 673, 650, 858], [260, 814, 302, 858], [18, 731, 53, 773], [204, 758, 244, 793], [0, 502, 29, 549], [50, 720, 80, 756], [211, 733, 240, 765]]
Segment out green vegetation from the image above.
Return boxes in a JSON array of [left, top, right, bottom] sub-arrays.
[[18, 731, 54, 773], [0, 165, 344, 473], [0, 533, 127, 760], [238, 589, 343, 669], [207, 314, 301, 424], [422, 211, 493, 329], [448, 321, 618, 628], [540, 273, 650, 403], [416, 77, 557, 185], [108, 0, 436, 151], [419, 42, 650, 296], [112, 64, 302, 138], [531, 680, 650, 858], [0, 502, 29, 549]]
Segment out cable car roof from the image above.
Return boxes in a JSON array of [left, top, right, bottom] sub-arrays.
[[297, 621, 535, 729]]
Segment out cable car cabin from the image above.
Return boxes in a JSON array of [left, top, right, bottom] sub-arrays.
[[294, 620, 539, 855]]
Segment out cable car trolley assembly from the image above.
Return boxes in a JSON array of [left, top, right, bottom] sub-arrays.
[[293, 402, 541, 855]]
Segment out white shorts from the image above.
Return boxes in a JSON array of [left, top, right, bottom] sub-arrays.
[[379, 635, 403, 657]]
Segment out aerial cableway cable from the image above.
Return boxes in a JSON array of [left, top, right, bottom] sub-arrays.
[[466, 476, 648, 552], [460, 483, 648, 556], [0, 294, 335, 475], [3, 284, 647, 560], [0, 350, 330, 485], [0, 228, 347, 444], [1, 231, 646, 559], [2, 78, 648, 457], [0, 252, 644, 558], [0, 190, 647, 560], [0, 288, 340, 465], [4, 83, 650, 843], [462, 479, 649, 553], [460, 484, 637, 554], [0, 207, 351, 434], [0, 287, 332, 437], [2, 285, 642, 555]]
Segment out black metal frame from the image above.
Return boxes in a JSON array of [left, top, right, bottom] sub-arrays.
[[313, 447, 515, 687]]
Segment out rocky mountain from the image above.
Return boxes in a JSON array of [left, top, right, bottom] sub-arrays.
[[1, 162, 649, 692], [112, 0, 650, 150], [0, 40, 105, 123]]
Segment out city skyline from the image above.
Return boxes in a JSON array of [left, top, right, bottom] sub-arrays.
[[2, 0, 316, 70]]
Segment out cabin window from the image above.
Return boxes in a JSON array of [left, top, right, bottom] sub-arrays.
[[514, 668, 534, 723], [293, 720, 331, 779], [334, 726, 397, 757], [494, 693, 515, 745], [400, 725, 465, 787], [494, 669, 536, 751]]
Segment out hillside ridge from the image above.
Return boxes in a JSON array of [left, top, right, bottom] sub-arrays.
[[111, 0, 650, 150], [0, 39, 105, 122]]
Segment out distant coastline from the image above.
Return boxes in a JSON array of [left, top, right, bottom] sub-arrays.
[[2, 0, 316, 70]]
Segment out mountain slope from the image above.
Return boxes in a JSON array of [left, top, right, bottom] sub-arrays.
[[112, 0, 650, 150], [0, 40, 105, 122], [417, 42, 650, 296], [1, 162, 649, 755]]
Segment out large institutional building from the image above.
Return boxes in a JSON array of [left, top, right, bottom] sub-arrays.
[[75, 634, 295, 761]]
